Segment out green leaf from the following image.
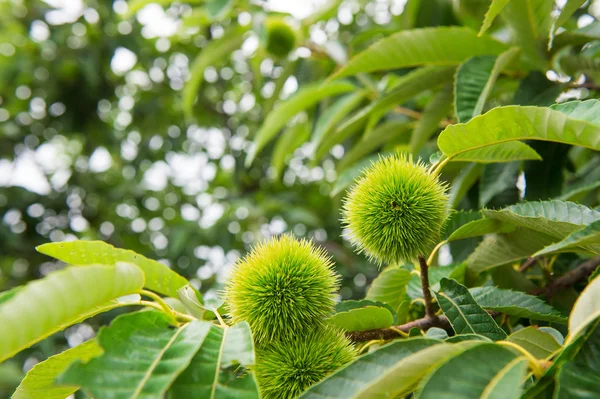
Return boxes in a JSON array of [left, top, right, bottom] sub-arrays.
[[559, 47, 600, 76], [247, 81, 355, 166], [314, 66, 455, 162], [483, 201, 600, 244], [177, 285, 205, 319], [410, 84, 453, 153], [553, 21, 600, 48], [182, 26, 247, 119], [449, 163, 483, 208], [559, 180, 600, 202], [479, 162, 521, 207], [550, 99, 600, 126], [338, 121, 412, 171], [443, 211, 483, 240], [478, 0, 510, 36], [300, 339, 480, 399], [501, 0, 553, 66], [407, 265, 465, 299], [59, 311, 213, 399], [331, 27, 507, 79], [37, 240, 189, 298], [170, 322, 259, 399], [533, 220, 600, 256], [539, 327, 565, 345], [271, 119, 311, 178], [0, 286, 21, 306], [470, 286, 566, 323], [567, 274, 600, 344], [551, 0, 587, 44], [521, 321, 600, 399], [438, 105, 600, 162], [445, 334, 493, 343], [425, 327, 448, 340], [514, 71, 563, 106], [455, 55, 495, 122], [434, 278, 507, 341], [330, 153, 381, 197], [555, 322, 600, 398], [311, 91, 367, 149], [395, 292, 412, 325], [12, 340, 102, 399], [491, 264, 536, 292], [329, 300, 396, 331], [467, 228, 557, 273], [442, 211, 515, 243], [365, 265, 412, 309], [416, 344, 526, 399], [206, 0, 233, 21], [450, 141, 542, 164], [506, 327, 561, 359], [450, 219, 514, 242], [454, 48, 520, 123], [0, 263, 144, 363]]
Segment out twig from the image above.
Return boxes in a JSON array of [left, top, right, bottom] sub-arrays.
[[567, 82, 600, 90], [418, 256, 436, 318], [532, 255, 600, 299], [346, 315, 450, 342], [519, 257, 538, 272], [393, 106, 452, 127]]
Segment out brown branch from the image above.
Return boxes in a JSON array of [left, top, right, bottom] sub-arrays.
[[347, 315, 450, 342], [568, 82, 600, 91], [519, 257, 538, 272], [393, 106, 452, 127], [532, 255, 600, 300], [418, 256, 436, 318]]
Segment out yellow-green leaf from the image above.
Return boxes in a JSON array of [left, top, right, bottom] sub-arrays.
[[37, 240, 188, 298], [0, 263, 144, 363]]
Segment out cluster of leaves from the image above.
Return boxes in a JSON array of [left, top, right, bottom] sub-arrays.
[[2, 0, 600, 398]]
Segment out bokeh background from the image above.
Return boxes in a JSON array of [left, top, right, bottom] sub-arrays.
[[1, 0, 600, 396]]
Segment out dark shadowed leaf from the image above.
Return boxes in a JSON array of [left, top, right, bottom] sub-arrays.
[[470, 286, 566, 323], [434, 278, 507, 341]]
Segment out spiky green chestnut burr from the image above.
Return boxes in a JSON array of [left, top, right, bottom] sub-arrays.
[[342, 154, 448, 264], [265, 18, 297, 58], [255, 326, 356, 399], [224, 234, 339, 342]]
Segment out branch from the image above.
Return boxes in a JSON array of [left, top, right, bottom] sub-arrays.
[[418, 256, 436, 318], [568, 82, 600, 91], [347, 315, 450, 342], [347, 257, 448, 343], [519, 257, 538, 272], [393, 106, 452, 127], [533, 255, 600, 299]]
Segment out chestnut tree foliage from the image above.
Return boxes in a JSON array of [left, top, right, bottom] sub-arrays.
[[2, 0, 600, 398]]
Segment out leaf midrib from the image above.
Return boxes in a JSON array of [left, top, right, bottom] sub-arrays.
[[131, 323, 188, 399], [479, 356, 527, 399], [439, 292, 475, 334], [210, 326, 228, 398]]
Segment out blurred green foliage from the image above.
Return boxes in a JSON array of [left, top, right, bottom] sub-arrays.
[[1, 0, 600, 396]]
